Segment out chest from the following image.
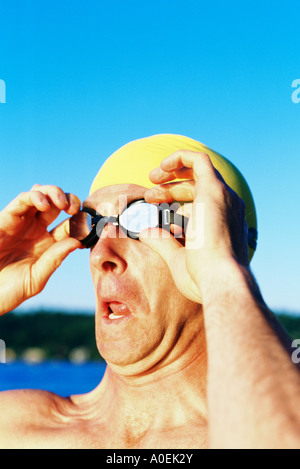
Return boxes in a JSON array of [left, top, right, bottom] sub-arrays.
[[65, 421, 208, 449], [18, 421, 208, 449]]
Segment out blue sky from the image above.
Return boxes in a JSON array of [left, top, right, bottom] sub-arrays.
[[0, 0, 299, 313]]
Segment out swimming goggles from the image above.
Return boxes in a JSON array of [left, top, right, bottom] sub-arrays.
[[70, 199, 189, 249]]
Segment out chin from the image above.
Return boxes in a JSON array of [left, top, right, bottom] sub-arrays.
[[95, 304, 166, 371], [96, 328, 171, 376], [98, 341, 142, 367]]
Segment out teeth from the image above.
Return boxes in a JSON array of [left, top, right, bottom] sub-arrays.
[[109, 313, 124, 320]]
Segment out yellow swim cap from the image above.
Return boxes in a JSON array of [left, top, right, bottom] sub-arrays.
[[90, 134, 257, 262]]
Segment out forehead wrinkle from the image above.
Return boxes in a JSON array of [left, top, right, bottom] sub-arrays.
[[83, 185, 147, 216]]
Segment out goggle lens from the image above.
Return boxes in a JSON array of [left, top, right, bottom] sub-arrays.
[[70, 211, 93, 242], [119, 203, 159, 235]]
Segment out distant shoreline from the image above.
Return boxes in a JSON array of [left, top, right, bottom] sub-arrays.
[[1, 310, 102, 362], [1, 309, 299, 363]]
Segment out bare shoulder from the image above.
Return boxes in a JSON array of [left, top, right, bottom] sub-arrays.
[[0, 389, 72, 448]]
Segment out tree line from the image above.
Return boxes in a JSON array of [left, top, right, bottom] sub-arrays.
[[0, 310, 299, 362]]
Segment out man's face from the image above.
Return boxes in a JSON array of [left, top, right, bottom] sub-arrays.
[[84, 184, 201, 375]]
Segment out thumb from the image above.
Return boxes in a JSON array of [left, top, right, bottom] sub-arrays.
[[31, 238, 81, 295], [140, 228, 202, 303], [139, 228, 181, 270], [50, 218, 71, 242]]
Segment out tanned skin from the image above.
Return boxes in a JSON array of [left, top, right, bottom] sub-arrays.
[[0, 152, 299, 449]]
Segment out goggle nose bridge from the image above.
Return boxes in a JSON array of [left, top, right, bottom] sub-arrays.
[[162, 209, 171, 225]]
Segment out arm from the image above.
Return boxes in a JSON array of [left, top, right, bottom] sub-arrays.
[[0, 186, 81, 445], [140, 150, 300, 449], [199, 259, 300, 449]]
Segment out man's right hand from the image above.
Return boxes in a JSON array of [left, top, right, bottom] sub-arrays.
[[140, 151, 248, 305], [0, 185, 82, 315]]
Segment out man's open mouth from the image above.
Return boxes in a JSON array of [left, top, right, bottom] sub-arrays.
[[106, 301, 132, 320]]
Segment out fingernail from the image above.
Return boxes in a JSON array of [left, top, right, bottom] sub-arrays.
[[149, 187, 165, 199], [73, 201, 81, 210], [41, 196, 50, 206], [149, 168, 160, 179], [58, 194, 68, 205], [70, 201, 81, 214]]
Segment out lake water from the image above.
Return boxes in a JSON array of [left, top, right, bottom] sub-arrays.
[[0, 361, 107, 397]]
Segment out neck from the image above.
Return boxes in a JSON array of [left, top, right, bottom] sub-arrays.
[[79, 320, 208, 438]]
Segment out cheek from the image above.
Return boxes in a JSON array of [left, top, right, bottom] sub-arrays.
[[92, 243, 198, 366], [90, 261, 99, 287]]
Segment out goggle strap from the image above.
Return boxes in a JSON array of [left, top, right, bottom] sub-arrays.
[[248, 227, 258, 251], [81, 227, 98, 248], [95, 216, 118, 238], [81, 215, 118, 247]]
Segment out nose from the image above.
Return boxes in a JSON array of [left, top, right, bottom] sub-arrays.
[[89, 223, 128, 274]]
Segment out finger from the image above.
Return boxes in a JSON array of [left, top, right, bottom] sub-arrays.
[[173, 167, 195, 179], [30, 185, 82, 214], [159, 150, 222, 186], [139, 228, 182, 269], [149, 167, 177, 184], [180, 151, 228, 188], [50, 219, 71, 242], [139, 228, 201, 303], [170, 224, 185, 239], [65, 193, 81, 216], [160, 150, 208, 172], [35, 204, 61, 229], [176, 202, 193, 219], [2, 191, 51, 218], [149, 166, 194, 184], [2, 186, 79, 219], [30, 238, 81, 295], [50, 218, 85, 249], [35, 191, 81, 229], [30, 184, 70, 210], [145, 180, 195, 203], [149, 150, 222, 190]]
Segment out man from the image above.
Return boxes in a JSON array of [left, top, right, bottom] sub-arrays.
[[0, 134, 299, 449]]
